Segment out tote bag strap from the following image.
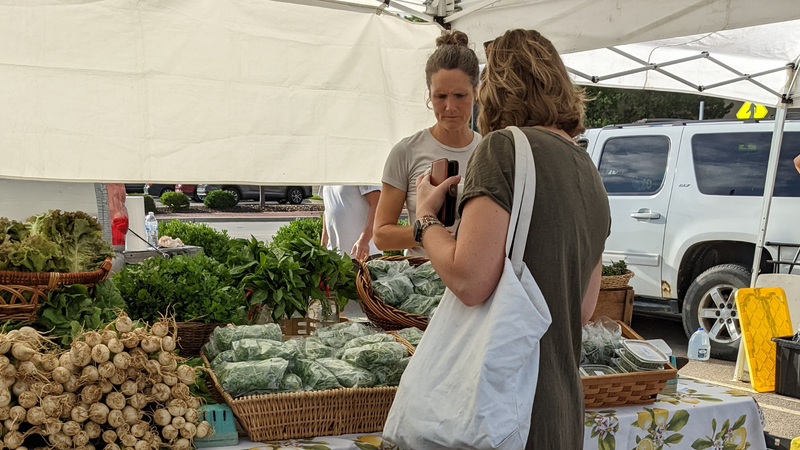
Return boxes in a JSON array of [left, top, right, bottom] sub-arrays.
[[505, 126, 537, 277]]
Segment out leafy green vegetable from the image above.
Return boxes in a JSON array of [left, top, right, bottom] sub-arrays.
[[366, 260, 411, 279], [314, 322, 373, 348], [0, 235, 61, 272], [396, 327, 424, 347], [114, 254, 247, 325], [26, 210, 114, 273], [397, 294, 439, 316], [371, 357, 409, 387], [203, 341, 221, 363], [232, 338, 300, 362], [295, 359, 341, 391], [335, 334, 395, 358], [216, 358, 289, 397], [280, 373, 304, 392], [272, 217, 323, 246], [158, 220, 231, 262], [211, 350, 237, 370], [341, 342, 407, 370], [209, 323, 282, 351], [316, 358, 376, 388], [36, 280, 127, 347], [414, 280, 446, 297], [302, 336, 335, 359], [602, 260, 628, 276], [0, 217, 29, 244]]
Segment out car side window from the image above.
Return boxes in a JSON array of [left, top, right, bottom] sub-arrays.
[[692, 132, 800, 197], [597, 136, 670, 195]]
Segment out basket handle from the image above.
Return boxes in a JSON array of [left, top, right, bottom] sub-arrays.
[[47, 272, 61, 290]]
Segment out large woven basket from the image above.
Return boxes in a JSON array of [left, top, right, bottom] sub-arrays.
[[203, 331, 409, 441], [356, 256, 429, 331], [582, 321, 677, 408], [600, 270, 635, 290], [174, 322, 220, 358], [0, 256, 113, 321]]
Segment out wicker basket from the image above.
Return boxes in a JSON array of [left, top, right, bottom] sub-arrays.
[[600, 270, 634, 290], [386, 331, 416, 356], [174, 322, 221, 358], [582, 321, 677, 408], [356, 256, 429, 331], [0, 256, 113, 321]]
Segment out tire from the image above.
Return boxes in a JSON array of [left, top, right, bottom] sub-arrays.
[[286, 187, 304, 205], [159, 187, 174, 197], [681, 264, 750, 360], [222, 187, 241, 204]]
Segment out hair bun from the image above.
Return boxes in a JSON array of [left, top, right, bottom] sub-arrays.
[[435, 30, 469, 48]]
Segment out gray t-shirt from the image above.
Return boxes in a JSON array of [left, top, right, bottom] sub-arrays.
[[382, 128, 480, 256]]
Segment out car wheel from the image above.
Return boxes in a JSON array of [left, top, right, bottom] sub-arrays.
[[287, 187, 304, 205], [682, 264, 750, 361], [222, 187, 241, 204], [159, 187, 174, 197]]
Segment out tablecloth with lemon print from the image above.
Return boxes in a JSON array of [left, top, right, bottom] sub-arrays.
[[216, 378, 766, 450]]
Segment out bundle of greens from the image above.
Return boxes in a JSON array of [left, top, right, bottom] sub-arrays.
[[366, 260, 446, 316], [372, 357, 410, 387], [281, 373, 304, 392], [314, 321, 373, 348], [302, 336, 335, 359], [295, 359, 342, 391], [211, 350, 237, 369], [209, 323, 282, 351], [396, 327, 424, 348], [158, 219, 232, 262], [216, 359, 289, 397], [316, 358, 376, 388], [232, 338, 300, 361], [114, 254, 248, 325], [341, 342, 408, 370], [0, 211, 114, 273]]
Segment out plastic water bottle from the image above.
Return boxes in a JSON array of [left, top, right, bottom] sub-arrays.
[[144, 212, 159, 248], [687, 327, 711, 361]]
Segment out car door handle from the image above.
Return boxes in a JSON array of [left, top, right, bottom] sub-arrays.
[[631, 209, 661, 220]]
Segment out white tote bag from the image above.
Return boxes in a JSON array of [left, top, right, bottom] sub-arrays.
[[383, 127, 553, 450]]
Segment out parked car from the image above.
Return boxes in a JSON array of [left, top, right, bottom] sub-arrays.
[[124, 184, 146, 195], [175, 184, 201, 202], [583, 119, 800, 359], [196, 185, 312, 205], [144, 183, 176, 198]]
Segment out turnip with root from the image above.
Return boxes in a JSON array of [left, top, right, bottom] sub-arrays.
[[49, 432, 72, 450], [122, 406, 142, 425], [85, 421, 102, 439], [4, 430, 25, 450], [184, 408, 199, 424], [70, 341, 92, 367], [102, 430, 117, 444], [115, 314, 133, 334], [153, 409, 171, 427], [84, 331, 102, 348], [58, 354, 78, 374], [97, 361, 116, 379], [62, 420, 82, 436], [109, 369, 127, 386], [51, 366, 71, 385], [172, 437, 191, 450], [107, 410, 125, 429], [91, 344, 110, 364], [106, 392, 126, 411], [81, 365, 100, 383], [26, 406, 46, 426], [120, 380, 137, 397], [89, 402, 110, 425], [161, 424, 178, 442], [40, 354, 60, 372], [107, 338, 124, 355], [17, 391, 37, 409], [195, 421, 211, 439]]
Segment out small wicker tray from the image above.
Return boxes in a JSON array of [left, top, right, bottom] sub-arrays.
[[356, 256, 429, 331], [174, 322, 220, 358], [600, 270, 634, 290], [0, 256, 113, 321], [582, 321, 677, 408]]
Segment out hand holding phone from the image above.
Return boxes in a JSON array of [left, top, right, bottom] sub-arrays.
[[430, 158, 459, 226]]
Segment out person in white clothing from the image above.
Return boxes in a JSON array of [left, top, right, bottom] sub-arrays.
[[320, 185, 381, 260]]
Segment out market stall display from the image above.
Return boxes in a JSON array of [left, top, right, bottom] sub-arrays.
[[591, 260, 635, 326]]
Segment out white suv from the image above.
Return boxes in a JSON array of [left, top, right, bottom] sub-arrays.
[[583, 119, 800, 359]]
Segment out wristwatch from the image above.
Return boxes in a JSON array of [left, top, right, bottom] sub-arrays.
[[413, 215, 444, 246]]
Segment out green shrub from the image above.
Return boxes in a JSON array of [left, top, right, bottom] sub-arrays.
[[204, 190, 238, 209], [158, 220, 232, 262], [144, 195, 157, 214], [272, 217, 322, 245], [160, 191, 190, 209]]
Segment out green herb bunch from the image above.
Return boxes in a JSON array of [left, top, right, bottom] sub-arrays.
[[114, 254, 247, 325], [36, 279, 128, 347], [602, 260, 628, 276], [158, 220, 232, 262], [272, 217, 323, 246]]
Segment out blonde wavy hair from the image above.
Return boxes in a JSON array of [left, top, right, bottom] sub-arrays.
[[478, 29, 586, 137]]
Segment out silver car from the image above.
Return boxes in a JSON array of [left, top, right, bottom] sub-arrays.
[[196, 185, 312, 205]]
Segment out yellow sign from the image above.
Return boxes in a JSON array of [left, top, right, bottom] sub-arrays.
[[736, 102, 768, 119]]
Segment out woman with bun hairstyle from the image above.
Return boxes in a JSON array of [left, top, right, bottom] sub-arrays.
[[414, 29, 611, 449], [373, 30, 481, 257]]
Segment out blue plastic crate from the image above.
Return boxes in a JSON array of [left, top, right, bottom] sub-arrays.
[[195, 404, 239, 448]]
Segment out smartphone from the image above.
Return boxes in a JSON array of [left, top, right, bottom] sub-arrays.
[[429, 158, 459, 226]]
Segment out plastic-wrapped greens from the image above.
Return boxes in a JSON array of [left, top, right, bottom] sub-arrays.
[[397, 294, 439, 316], [413, 279, 446, 297], [283, 338, 304, 358], [335, 334, 396, 358], [232, 338, 300, 361], [302, 337, 336, 359], [396, 327, 424, 347], [316, 358, 376, 388], [216, 358, 289, 397], [372, 273, 414, 307], [295, 359, 342, 391], [210, 324, 283, 351], [366, 259, 411, 279], [280, 373, 304, 392], [211, 350, 237, 370], [341, 342, 407, 370], [203, 340, 221, 362], [314, 322, 373, 348], [409, 262, 439, 286]]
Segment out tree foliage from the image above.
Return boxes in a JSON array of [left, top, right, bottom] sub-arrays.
[[584, 86, 734, 128]]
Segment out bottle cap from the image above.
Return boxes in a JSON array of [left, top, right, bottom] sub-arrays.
[[697, 327, 703, 331]]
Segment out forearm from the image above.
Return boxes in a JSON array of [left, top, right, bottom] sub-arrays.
[[373, 224, 416, 251], [795, 154, 800, 175], [320, 213, 329, 246]]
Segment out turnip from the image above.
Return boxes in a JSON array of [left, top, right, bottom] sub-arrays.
[[107, 409, 125, 428], [116, 422, 131, 438], [115, 314, 133, 334], [44, 417, 63, 435], [70, 341, 92, 367], [104, 444, 120, 450], [129, 393, 148, 411], [166, 400, 187, 418], [120, 434, 137, 448], [17, 360, 37, 378], [52, 366, 71, 384], [176, 365, 196, 386], [109, 369, 127, 386], [107, 339, 124, 355], [184, 408, 199, 424], [0, 356, 9, 370], [125, 367, 139, 380], [85, 421, 102, 439], [101, 330, 116, 345], [0, 387, 11, 407], [99, 379, 113, 394], [27, 381, 46, 397], [85, 331, 102, 348], [89, 402, 110, 424], [11, 343, 35, 361], [161, 372, 177, 387], [102, 430, 117, 444], [98, 361, 116, 379], [0, 363, 16, 388], [186, 397, 200, 411], [154, 408, 172, 426], [91, 345, 110, 364], [121, 333, 140, 349], [151, 384, 170, 403], [180, 422, 196, 439], [172, 438, 191, 450], [170, 383, 190, 400], [134, 440, 148, 450], [151, 321, 169, 338], [0, 405, 10, 420], [17, 391, 37, 409], [195, 421, 211, 439], [107, 392, 126, 410], [144, 360, 161, 376], [49, 432, 72, 450], [71, 405, 89, 423], [171, 416, 186, 430], [80, 385, 103, 405], [157, 351, 174, 367], [120, 380, 137, 397], [131, 422, 148, 438], [113, 353, 131, 371], [42, 395, 62, 417], [73, 430, 90, 447], [81, 365, 100, 383], [59, 354, 77, 374], [64, 374, 80, 393], [161, 424, 178, 441], [62, 420, 82, 436], [135, 377, 147, 392], [4, 418, 20, 431], [41, 354, 60, 372], [9, 405, 26, 422], [27, 406, 46, 425], [161, 336, 176, 353], [49, 381, 65, 395], [4, 430, 25, 449], [140, 336, 161, 354], [122, 406, 141, 425], [0, 338, 10, 355]]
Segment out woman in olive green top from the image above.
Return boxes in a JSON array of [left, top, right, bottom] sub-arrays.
[[415, 29, 611, 449]]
